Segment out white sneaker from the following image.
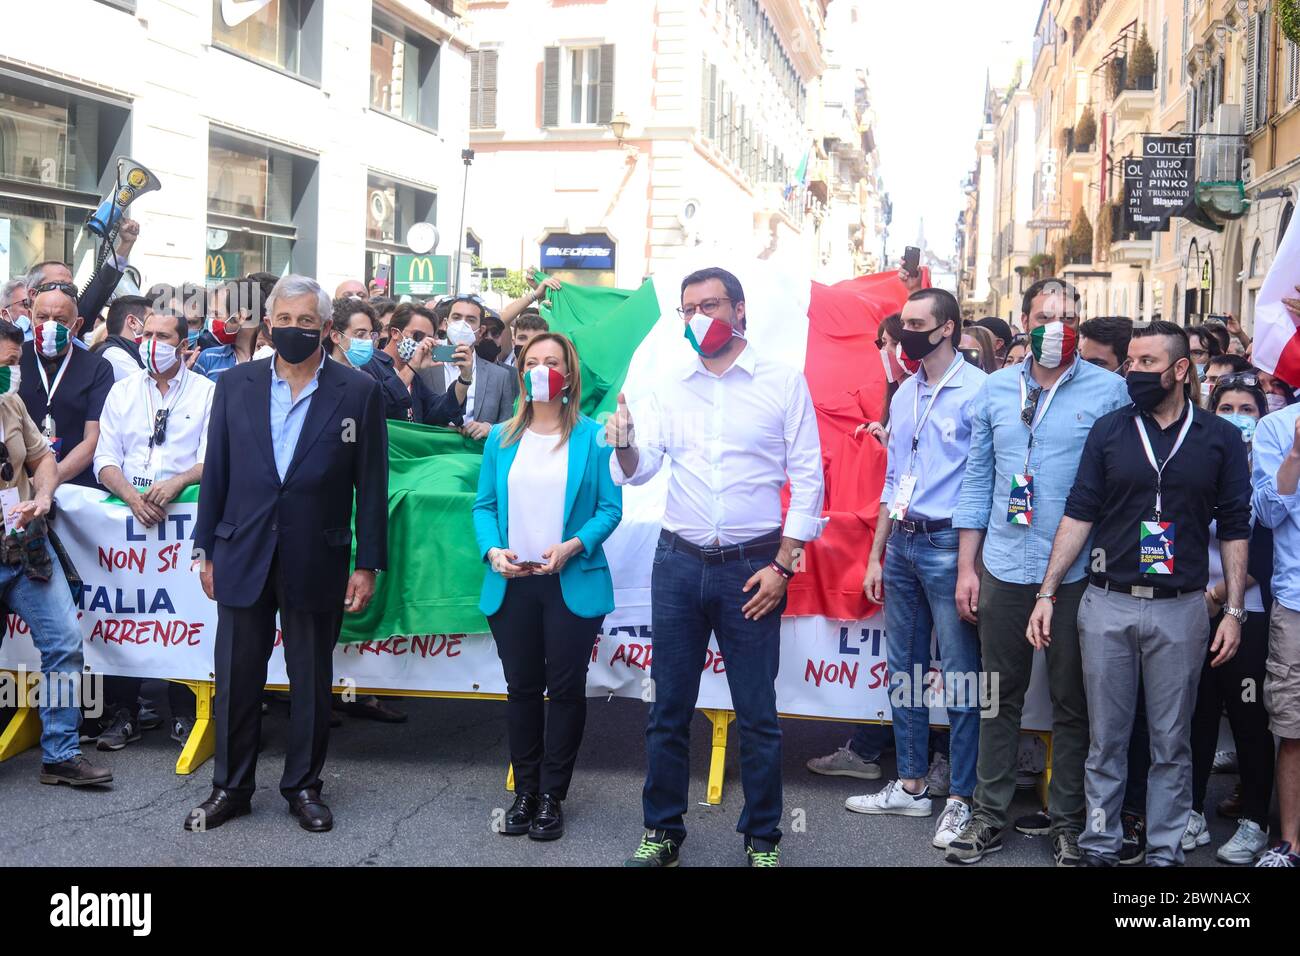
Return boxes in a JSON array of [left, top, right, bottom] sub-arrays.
[[1217, 819, 1268, 865], [1181, 810, 1211, 851], [845, 779, 932, 817], [1211, 750, 1238, 774], [932, 798, 971, 849]]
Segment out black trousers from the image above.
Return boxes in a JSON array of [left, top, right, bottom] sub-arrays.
[[1190, 611, 1275, 826], [212, 553, 341, 800], [488, 575, 603, 799]]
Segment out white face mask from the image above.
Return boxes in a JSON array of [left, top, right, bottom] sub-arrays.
[[142, 339, 178, 375], [253, 344, 275, 360], [447, 320, 476, 347]]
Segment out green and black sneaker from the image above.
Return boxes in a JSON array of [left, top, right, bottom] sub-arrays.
[[624, 830, 681, 867], [745, 840, 781, 868]]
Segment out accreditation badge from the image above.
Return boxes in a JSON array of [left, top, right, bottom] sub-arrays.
[[129, 459, 156, 492], [889, 475, 917, 521], [1138, 520, 1175, 575], [0, 487, 20, 535], [1007, 474, 1033, 525]]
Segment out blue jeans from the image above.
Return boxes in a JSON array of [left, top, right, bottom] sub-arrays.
[[1, 539, 83, 764], [849, 722, 895, 761], [643, 533, 785, 844], [882, 525, 981, 798]]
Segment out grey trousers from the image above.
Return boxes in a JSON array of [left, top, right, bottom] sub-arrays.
[[1076, 585, 1210, 866]]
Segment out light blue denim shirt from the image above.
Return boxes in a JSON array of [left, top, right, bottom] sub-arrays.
[[269, 350, 325, 481], [953, 356, 1130, 585], [881, 352, 987, 521], [1251, 401, 1300, 612]]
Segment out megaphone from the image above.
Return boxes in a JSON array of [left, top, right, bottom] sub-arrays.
[[85, 157, 161, 240]]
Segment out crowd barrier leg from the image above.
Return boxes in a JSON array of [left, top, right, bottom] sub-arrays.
[[704, 709, 735, 806], [0, 670, 40, 762], [505, 763, 514, 793], [174, 680, 216, 775]]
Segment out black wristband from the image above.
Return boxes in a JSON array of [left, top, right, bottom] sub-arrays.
[[458, 377, 473, 386], [769, 560, 795, 580]]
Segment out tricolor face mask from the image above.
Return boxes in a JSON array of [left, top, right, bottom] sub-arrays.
[[684, 312, 740, 358], [142, 339, 178, 375], [896, 342, 921, 376], [524, 364, 568, 403], [37, 320, 72, 358], [1029, 321, 1077, 369], [0, 365, 21, 396]]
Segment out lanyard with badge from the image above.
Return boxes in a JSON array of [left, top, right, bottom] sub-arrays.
[[1008, 366, 1068, 526], [889, 355, 964, 521], [34, 348, 73, 455], [1134, 406, 1193, 576], [132, 371, 185, 492]]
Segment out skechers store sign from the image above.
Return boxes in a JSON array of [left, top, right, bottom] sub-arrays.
[[540, 233, 616, 271]]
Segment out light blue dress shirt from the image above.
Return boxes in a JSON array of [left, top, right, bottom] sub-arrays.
[[269, 352, 324, 482], [880, 353, 987, 521], [1251, 401, 1300, 612], [953, 356, 1131, 584]]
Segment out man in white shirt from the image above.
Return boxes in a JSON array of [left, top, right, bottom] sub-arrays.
[[92, 305, 215, 749], [609, 267, 826, 868]]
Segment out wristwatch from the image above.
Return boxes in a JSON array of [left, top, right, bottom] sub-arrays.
[[1223, 606, 1248, 623], [1034, 591, 1056, 603]]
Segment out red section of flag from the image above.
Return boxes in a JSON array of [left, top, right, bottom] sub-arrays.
[[783, 268, 921, 619], [1275, 330, 1300, 388]]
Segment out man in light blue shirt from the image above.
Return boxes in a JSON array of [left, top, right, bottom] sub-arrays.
[[850, 288, 986, 851], [270, 350, 325, 480], [945, 279, 1129, 866], [1250, 398, 1300, 865]]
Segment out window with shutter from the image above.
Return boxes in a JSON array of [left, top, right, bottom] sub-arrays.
[[1160, 19, 1168, 108], [469, 50, 481, 128], [542, 46, 560, 127], [597, 43, 615, 125], [1259, 11, 1271, 127], [480, 50, 498, 128], [1289, 40, 1300, 105], [1246, 14, 1258, 132]]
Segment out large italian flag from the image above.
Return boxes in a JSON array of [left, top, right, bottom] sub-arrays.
[[339, 258, 918, 643], [1254, 209, 1300, 387]]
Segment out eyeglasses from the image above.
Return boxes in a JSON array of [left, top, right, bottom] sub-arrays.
[[31, 281, 78, 302], [149, 409, 169, 448], [677, 297, 732, 319], [1216, 371, 1260, 390], [1021, 383, 1043, 429], [0, 442, 13, 484]]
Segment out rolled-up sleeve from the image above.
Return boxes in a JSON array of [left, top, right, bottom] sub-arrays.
[[1250, 411, 1300, 530], [1063, 418, 1108, 522], [610, 390, 666, 486], [1214, 423, 1253, 540], [781, 371, 827, 542], [953, 377, 994, 530]]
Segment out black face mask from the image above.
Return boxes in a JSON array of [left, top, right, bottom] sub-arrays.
[[476, 338, 501, 362], [1126, 366, 1177, 412], [898, 323, 949, 361], [378, 335, 390, 351], [513, 343, 524, 360], [272, 326, 322, 365]]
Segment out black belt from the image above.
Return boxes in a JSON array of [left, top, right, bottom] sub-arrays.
[[659, 529, 782, 565], [894, 517, 952, 534], [1088, 575, 1200, 600]]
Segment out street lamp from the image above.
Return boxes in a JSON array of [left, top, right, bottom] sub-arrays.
[[610, 111, 631, 143], [454, 148, 475, 295]]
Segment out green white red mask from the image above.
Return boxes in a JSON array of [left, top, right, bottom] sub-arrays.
[[684, 314, 738, 357], [524, 365, 567, 402], [0, 365, 20, 396], [38, 320, 72, 358], [1029, 321, 1077, 369]]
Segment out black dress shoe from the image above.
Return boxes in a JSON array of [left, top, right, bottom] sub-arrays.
[[528, 793, 564, 841], [502, 792, 539, 835], [184, 788, 251, 832], [287, 788, 333, 832]]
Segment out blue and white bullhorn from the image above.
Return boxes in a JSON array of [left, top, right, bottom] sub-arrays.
[[85, 157, 161, 239]]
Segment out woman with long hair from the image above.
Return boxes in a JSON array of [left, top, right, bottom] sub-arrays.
[[472, 332, 622, 841]]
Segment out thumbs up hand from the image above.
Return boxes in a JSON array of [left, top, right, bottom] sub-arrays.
[[606, 391, 635, 450]]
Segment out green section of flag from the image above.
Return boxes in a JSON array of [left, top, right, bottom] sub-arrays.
[[102, 483, 201, 506], [339, 421, 489, 642], [538, 273, 663, 419]]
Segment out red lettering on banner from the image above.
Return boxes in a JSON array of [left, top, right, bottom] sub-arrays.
[[866, 660, 888, 690], [338, 634, 465, 658], [703, 648, 724, 673], [590, 634, 600, 663], [804, 659, 860, 688], [156, 543, 182, 573], [610, 643, 653, 670], [98, 546, 146, 574], [87, 618, 204, 647]]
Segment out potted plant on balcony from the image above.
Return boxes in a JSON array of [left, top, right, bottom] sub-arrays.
[[1281, 0, 1300, 46], [1130, 28, 1156, 91], [1029, 252, 1056, 278], [1067, 208, 1093, 264], [1074, 105, 1097, 151]]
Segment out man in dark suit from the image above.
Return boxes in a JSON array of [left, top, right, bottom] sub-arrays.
[[185, 275, 388, 834]]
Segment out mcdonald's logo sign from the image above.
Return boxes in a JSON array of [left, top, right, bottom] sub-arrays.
[[205, 251, 242, 281], [392, 254, 450, 296]]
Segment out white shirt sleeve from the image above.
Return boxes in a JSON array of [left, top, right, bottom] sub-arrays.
[[781, 370, 828, 542], [92, 379, 130, 482], [195, 379, 214, 466], [610, 389, 667, 486], [105, 346, 141, 382]]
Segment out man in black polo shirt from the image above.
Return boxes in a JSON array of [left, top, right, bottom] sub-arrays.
[[19, 282, 115, 488], [1028, 321, 1251, 867]]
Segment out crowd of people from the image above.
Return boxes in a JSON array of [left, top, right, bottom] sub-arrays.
[[1, 220, 1299, 869]]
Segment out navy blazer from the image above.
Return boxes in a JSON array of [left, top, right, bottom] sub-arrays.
[[193, 353, 389, 612]]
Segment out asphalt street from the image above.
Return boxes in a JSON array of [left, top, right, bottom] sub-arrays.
[[1, 696, 1246, 867]]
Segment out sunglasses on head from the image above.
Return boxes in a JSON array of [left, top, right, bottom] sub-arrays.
[[1216, 371, 1260, 390], [31, 281, 78, 302], [149, 409, 169, 448]]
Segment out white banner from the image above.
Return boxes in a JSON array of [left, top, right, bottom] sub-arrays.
[[0, 486, 1052, 730]]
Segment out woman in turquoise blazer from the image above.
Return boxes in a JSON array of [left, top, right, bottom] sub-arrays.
[[472, 332, 621, 843]]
